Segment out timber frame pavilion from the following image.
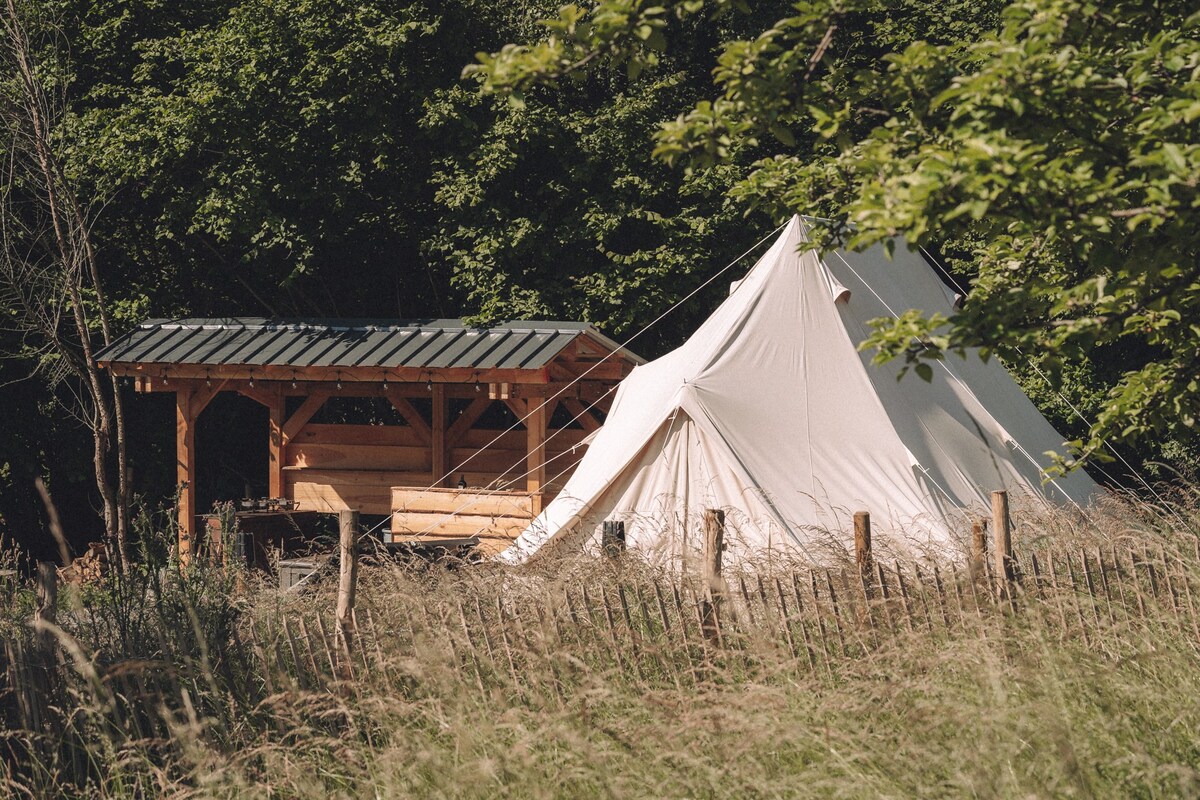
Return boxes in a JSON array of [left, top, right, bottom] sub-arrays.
[[97, 318, 641, 558]]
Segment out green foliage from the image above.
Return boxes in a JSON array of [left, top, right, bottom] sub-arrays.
[[468, 0, 1200, 475], [423, 70, 774, 342], [62, 0, 450, 316]]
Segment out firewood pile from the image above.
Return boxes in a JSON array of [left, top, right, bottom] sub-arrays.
[[59, 542, 110, 585]]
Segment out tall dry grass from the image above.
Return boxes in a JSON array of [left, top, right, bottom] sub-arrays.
[[3, 494, 1200, 798]]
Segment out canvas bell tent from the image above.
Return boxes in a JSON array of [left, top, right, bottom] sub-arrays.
[[498, 216, 1099, 566]]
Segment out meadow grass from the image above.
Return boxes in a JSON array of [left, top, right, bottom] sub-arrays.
[[3, 495, 1200, 798]]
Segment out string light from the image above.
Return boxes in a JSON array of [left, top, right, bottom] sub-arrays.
[[336, 371, 342, 391], [205, 370, 212, 387], [248, 373, 254, 388], [291, 371, 298, 390]]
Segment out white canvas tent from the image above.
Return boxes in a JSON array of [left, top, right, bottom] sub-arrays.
[[498, 216, 1098, 566]]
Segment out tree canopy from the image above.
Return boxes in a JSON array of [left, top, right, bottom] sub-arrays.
[[469, 0, 1200, 476], [1, 0, 1197, 554]]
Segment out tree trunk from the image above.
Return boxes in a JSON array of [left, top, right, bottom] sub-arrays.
[[2, 0, 128, 569]]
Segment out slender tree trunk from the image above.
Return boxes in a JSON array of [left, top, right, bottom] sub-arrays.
[[2, 0, 128, 569]]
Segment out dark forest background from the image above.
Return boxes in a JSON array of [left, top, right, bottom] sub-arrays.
[[1, 0, 1194, 562]]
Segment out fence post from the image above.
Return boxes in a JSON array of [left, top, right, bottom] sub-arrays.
[[854, 511, 872, 598], [992, 490, 1015, 603], [970, 518, 988, 585], [602, 520, 626, 559], [34, 562, 57, 655], [701, 509, 726, 645], [337, 509, 360, 668]]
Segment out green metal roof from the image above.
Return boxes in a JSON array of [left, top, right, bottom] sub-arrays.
[[96, 318, 641, 371]]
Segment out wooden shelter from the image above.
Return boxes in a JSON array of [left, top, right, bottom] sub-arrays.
[[97, 318, 641, 558]]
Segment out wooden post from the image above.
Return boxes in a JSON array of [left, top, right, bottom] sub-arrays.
[[431, 384, 448, 487], [34, 562, 57, 654], [526, 397, 547, 514], [970, 518, 987, 583], [854, 511, 872, 597], [992, 490, 1015, 602], [206, 515, 224, 565], [701, 509, 725, 644], [602, 520, 626, 558], [337, 509, 360, 663], [176, 389, 197, 563], [267, 387, 285, 499]]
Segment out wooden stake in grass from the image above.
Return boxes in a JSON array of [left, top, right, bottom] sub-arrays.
[[854, 511, 872, 600], [337, 509, 361, 670], [602, 520, 626, 559], [971, 518, 988, 586], [992, 491, 1016, 605], [34, 561, 57, 656], [701, 509, 726, 646]]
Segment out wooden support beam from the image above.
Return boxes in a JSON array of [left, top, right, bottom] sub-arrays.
[[385, 389, 432, 445], [281, 390, 332, 444], [431, 384, 448, 488], [189, 379, 227, 417], [267, 386, 286, 499], [447, 397, 491, 447], [107, 362, 554, 386], [503, 397, 527, 423], [176, 389, 197, 564], [236, 384, 278, 409], [561, 397, 603, 433], [133, 375, 621, 401], [526, 397, 546, 513], [548, 359, 629, 382]]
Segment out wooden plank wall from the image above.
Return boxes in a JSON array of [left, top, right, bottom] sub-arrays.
[[284, 423, 589, 516]]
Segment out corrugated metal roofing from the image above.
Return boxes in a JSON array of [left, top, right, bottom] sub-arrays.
[[95, 318, 640, 371]]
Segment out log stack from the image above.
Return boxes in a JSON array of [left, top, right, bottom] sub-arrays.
[[59, 541, 110, 584]]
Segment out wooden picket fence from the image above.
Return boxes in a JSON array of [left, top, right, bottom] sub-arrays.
[[3, 499, 1200, 791], [92, 530, 1195, 713]]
